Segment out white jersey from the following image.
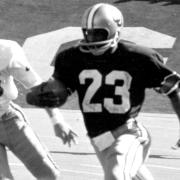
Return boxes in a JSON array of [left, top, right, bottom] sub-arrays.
[[0, 40, 42, 116]]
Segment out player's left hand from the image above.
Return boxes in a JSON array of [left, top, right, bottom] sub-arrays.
[[53, 123, 78, 147], [171, 139, 180, 150]]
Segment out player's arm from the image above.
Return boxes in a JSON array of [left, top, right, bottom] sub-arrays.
[[169, 89, 180, 149], [158, 72, 180, 149], [45, 107, 78, 146], [158, 72, 180, 118], [26, 77, 78, 146], [29, 80, 78, 146], [27, 77, 78, 146], [142, 49, 180, 149]]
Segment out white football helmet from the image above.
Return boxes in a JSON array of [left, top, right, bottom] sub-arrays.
[[79, 3, 124, 55]]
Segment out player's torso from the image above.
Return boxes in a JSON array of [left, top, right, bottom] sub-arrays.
[[61, 45, 149, 137]]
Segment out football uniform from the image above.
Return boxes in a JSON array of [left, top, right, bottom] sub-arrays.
[[0, 40, 41, 116], [0, 40, 59, 179], [53, 40, 180, 180], [49, 3, 180, 180], [53, 40, 178, 138]]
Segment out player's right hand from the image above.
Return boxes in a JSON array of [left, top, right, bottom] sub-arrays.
[[53, 123, 78, 147]]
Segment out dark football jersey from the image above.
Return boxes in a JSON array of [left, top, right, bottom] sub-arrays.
[[53, 41, 173, 138]]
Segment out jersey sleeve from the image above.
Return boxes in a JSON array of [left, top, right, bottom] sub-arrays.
[[141, 50, 180, 95], [52, 48, 77, 93], [7, 42, 42, 89]]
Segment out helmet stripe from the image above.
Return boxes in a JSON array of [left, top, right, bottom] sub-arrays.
[[87, 3, 104, 28]]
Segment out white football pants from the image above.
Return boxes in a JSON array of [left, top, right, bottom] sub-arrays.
[[91, 120, 154, 180], [0, 102, 60, 180]]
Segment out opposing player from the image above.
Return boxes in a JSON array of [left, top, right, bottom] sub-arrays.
[[27, 3, 180, 180], [0, 39, 77, 179]]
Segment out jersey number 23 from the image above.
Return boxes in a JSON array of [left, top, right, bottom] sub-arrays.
[[79, 70, 132, 114]]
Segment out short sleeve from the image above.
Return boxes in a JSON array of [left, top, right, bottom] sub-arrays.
[[52, 49, 77, 92], [141, 50, 173, 88]]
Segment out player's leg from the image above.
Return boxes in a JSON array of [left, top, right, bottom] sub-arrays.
[[3, 103, 60, 180], [133, 165, 154, 180], [91, 120, 153, 180], [132, 122, 154, 180], [92, 133, 139, 180], [0, 144, 14, 180], [0, 119, 14, 180]]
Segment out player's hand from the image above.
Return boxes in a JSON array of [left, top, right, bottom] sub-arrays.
[[53, 123, 78, 147], [171, 139, 180, 150]]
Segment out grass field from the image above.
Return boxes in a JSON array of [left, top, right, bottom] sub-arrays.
[[0, 0, 180, 179]]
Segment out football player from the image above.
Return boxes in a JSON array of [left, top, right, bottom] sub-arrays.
[[0, 39, 77, 180], [26, 3, 180, 180]]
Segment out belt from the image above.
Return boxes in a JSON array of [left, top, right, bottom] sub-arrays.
[[111, 118, 137, 139], [91, 118, 138, 151]]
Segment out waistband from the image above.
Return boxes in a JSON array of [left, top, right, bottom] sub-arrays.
[[111, 118, 137, 139], [91, 118, 137, 140]]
